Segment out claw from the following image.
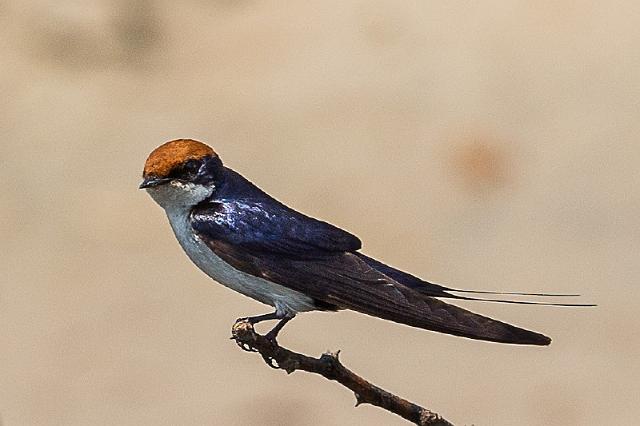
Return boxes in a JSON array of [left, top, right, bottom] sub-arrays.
[[230, 313, 294, 356]]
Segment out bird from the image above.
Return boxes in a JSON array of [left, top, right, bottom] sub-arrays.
[[140, 138, 591, 346]]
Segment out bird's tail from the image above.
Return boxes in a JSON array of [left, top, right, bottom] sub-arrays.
[[361, 291, 552, 346], [328, 254, 553, 345]]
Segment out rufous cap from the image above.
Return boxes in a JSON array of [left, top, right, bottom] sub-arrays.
[[143, 139, 217, 178]]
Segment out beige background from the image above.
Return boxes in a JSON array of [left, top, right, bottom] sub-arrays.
[[2, 1, 639, 425]]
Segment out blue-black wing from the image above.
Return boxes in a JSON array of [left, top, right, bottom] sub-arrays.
[[190, 199, 551, 345], [191, 199, 361, 259]]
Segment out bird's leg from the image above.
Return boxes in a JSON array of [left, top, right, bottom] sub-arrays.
[[261, 314, 295, 369], [236, 311, 282, 326], [233, 311, 289, 352], [264, 314, 295, 343]]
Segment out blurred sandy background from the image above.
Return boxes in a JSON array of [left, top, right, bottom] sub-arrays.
[[1, 1, 639, 425]]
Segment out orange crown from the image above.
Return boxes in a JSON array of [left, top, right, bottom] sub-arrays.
[[143, 139, 217, 178]]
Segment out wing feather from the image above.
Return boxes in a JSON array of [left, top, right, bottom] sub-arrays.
[[191, 200, 361, 257]]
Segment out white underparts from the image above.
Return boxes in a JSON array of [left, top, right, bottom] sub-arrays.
[[146, 182, 317, 314]]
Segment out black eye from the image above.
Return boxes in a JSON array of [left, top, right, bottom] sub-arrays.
[[183, 159, 201, 174]]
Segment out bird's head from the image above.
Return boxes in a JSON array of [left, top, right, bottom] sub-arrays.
[[140, 139, 223, 209]]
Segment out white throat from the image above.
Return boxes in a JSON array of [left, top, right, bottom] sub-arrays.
[[146, 180, 213, 211]]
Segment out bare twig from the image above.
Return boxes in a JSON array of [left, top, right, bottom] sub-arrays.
[[231, 320, 454, 426]]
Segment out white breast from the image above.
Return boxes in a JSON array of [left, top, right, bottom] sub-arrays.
[[165, 208, 317, 315]]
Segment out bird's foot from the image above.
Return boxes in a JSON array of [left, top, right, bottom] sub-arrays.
[[231, 318, 258, 352], [230, 313, 292, 362]]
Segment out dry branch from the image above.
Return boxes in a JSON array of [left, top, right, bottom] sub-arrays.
[[231, 319, 454, 426]]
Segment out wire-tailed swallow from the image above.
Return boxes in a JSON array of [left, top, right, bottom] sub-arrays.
[[140, 139, 591, 346]]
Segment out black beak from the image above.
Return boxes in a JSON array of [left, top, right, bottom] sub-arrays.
[[139, 177, 171, 189]]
